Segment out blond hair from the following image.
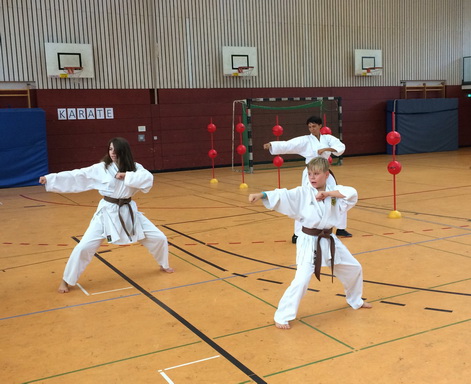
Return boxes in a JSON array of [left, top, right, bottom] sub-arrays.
[[307, 157, 329, 173]]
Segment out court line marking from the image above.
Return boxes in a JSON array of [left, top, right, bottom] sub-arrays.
[[90, 286, 134, 295], [167, 226, 471, 296], [157, 355, 220, 383], [69, 237, 267, 384], [163, 355, 220, 371], [76, 283, 90, 296], [158, 370, 173, 384]]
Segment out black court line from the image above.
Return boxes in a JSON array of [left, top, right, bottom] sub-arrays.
[[168, 241, 227, 272], [71, 237, 266, 383], [424, 307, 453, 313], [164, 225, 297, 271], [164, 225, 471, 297], [362, 279, 471, 297], [380, 301, 406, 307], [257, 278, 283, 284], [233, 273, 248, 278]]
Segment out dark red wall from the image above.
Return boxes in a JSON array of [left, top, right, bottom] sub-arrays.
[[31, 86, 471, 173]]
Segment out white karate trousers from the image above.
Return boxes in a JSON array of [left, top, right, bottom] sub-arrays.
[[63, 215, 169, 286], [274, 252, 364, 325]]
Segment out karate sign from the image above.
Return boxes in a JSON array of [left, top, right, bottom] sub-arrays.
[[57, 108, 114, 120]]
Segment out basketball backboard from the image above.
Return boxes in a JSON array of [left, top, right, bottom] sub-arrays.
[[222, 46, 258, 76], [354, 49, 383, 76], [45, 43, 95, 78]]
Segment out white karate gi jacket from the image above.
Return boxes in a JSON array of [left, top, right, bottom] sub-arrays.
[[269, 133, 345, 164], [44, 162, 153, 245], [270, 132, 346, 189], [263, 184, 357, 266]]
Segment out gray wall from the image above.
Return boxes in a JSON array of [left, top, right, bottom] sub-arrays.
[[0, 0, 469, 90]]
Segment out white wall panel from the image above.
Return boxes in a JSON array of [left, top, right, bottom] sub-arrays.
[[0, 0, 466, 89]]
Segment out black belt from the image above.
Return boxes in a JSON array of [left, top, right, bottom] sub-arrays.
[[103, 196, 134, 241], [302, 227, 335, 282]]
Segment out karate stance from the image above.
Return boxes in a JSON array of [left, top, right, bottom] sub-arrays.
[[39, 137, 174, 293], [249, 157, 371, 329], [263, 115, 352, 242]]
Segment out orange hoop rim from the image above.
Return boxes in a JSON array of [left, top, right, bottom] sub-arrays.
[[63, 66, 83, 74]]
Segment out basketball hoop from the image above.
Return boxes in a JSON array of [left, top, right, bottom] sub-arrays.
[[363, 67, 383, 76], [60, 67, 83, 78], [234, 66, 254, 76]]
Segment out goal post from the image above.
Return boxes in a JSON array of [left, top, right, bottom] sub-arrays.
[[232, 97, 343, 173]]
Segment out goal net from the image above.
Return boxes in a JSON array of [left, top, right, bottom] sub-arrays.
[[232, 97, 343, 173]]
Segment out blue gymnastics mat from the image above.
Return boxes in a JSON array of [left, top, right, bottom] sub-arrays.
[[386, 99, 458, 155], [0, 109, 48, 188]]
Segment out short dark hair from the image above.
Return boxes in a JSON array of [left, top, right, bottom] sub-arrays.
[[306, 116, 323, 125]]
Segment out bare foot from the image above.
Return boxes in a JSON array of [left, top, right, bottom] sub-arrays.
[[58, 280, 69, 294], [160, 266, 174, 273], [361, 302, 372, 309], [275, 321, 291, 329]]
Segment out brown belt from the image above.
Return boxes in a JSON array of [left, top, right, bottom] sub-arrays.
[[103, 196, 134, 241], [302, 227, 335, 282]]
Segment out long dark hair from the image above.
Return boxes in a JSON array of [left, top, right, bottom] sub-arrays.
[[102, 137, 137, 172]]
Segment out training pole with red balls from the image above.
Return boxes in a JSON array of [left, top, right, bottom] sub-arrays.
[[271, 116, 284, 188], [207, 118, 218, 184], [235, 118, 248, 189], [386, 110, 402, 218]]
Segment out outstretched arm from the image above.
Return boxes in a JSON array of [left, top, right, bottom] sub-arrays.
[[248, 192, 266, 203]]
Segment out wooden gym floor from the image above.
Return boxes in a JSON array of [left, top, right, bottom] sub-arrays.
[[1, 149, 470, 384]]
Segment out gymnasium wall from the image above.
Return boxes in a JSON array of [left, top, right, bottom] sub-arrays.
[[0, 0, 467, 89], [37, 85, 471, 173], [1, 0, 471, 173]]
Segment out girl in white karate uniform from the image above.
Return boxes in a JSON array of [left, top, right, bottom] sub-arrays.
[[39, 137, 173, 293], [249, 157, 371, 329], [264, 115, 351, 241]]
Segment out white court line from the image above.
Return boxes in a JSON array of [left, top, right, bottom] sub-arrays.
[[157, 355, 220, 382], [164, 355, 220, 371], [91, 286, 133, 295], [76, 283, 90, 296], [158, 370, 174, 384]]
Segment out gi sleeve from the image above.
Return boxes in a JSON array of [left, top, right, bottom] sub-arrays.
[[324, 135, 346, 157], [45, 163, 108, 193], [124, 163, 154, 193], [269, 136, 310, 157], [262, 187, 304, 221], [335, 185, 358, 212]]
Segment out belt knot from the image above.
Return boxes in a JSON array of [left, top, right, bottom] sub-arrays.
[[103, 196, 134, 241], [301, 226, 335, 282]]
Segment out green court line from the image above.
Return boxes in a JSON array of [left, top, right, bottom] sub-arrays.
[[213, 323, 273, 339], [360, 317, 471, 350], [263, 351, 355, 378], [171, 251, 278, 309], [235, 318, 471, 383], [299, 319, 355, 349], [237, 351, 355, 383], [22, 341, 201, 383]]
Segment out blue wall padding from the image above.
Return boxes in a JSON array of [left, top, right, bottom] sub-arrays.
[[0, 109, 48, 188], [386, 99, 458, 155]]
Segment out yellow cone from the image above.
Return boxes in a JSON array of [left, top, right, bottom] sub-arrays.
[[388, 210, 402, 219]]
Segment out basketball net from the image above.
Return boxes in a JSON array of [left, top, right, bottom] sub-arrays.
[[61, 67, 83, 83]]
